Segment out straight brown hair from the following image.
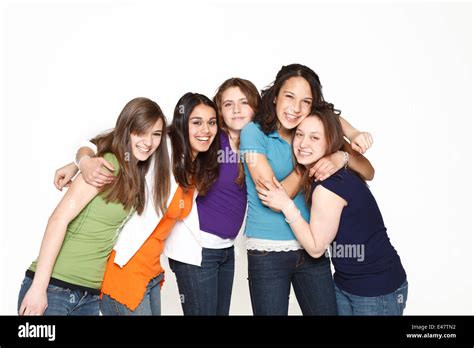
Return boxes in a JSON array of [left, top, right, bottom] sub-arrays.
[[92, 97, 170, 215], [213, 77, 261, 185]]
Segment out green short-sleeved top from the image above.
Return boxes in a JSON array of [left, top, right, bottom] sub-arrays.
[[29, 153, 133, 290]]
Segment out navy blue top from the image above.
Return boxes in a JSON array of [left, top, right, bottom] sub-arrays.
[[312, 169, 406, 296]]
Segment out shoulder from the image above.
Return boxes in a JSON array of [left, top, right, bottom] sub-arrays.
[[241, 122, 264, 138]]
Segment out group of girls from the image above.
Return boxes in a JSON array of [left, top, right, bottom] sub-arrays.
[[18, 63, 407, 316]]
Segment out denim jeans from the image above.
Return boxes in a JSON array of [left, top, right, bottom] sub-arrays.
[[17, 276, 100, 316], [169, 246, 235, 315], [335, 280, 408, 315], [247, 249, 337, 315], [100, 273, 163, 315]]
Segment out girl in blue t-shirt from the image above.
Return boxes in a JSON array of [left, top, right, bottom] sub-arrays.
[[257, 107, 408, 315]]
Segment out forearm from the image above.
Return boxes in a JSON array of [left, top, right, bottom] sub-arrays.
[[31, 218, 69, 291], [347, 153, 375, 181], [339, 116, 358, 140], [282, 202, 321, 256], [281, 170, 304, 198]]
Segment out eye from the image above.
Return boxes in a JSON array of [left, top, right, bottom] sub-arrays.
[[153, 133, 162, 137], [224, 102, 232, 108], [295, 132, 303, 137], [311, 136, 320, 141], [192, 121, 202, 126], [242, 100, 249, 105], [304, 100, 312, 105], [285, 94, 294, 99], [209, 120, 217, 126]]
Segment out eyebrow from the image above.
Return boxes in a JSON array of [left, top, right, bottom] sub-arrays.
[[283, 91, 312, 100], [223, 98, 248, 103], [190, 116, 216, 121]]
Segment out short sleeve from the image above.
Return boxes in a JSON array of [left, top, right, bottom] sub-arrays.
[[239, 122, 267, 156], [78, 140, 97, 155], [317, 170, 351, 203], [103, 153, 120, 177]]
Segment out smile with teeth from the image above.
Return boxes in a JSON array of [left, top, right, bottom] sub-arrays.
[[196, 136, 211, 143], [298, 149, 313, 156], [137, 145, 151, 154]]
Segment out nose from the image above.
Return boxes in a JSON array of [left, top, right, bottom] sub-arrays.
[[201, 121, 211, 134], [143, 133, 152, 146], [233, 104, 241, 114], [292, 100, 301, 114], [299, 136, 308, 148]]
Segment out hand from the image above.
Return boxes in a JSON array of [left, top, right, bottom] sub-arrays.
[[18, 286, 48, 316], [309, 151, 344, 181], [349, 131, 373, 154], [79, 157, 115, 188], [255, 177, 292, 212], [54, 162, 78, 191]]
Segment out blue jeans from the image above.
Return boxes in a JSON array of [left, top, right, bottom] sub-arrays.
[[247, 249, 337, 315], [100, 273, 163, 315], [169, 246, 235, 315], [18, 276, 100, 316], [335, 280, 408, 315]]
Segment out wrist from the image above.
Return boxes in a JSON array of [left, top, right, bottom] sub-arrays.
[[75, 155, 91, 171], [282, 199, 297, 216], [340, 151, 349, 169]]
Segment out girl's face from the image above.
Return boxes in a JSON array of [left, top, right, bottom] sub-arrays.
[[188, 103, 218, 159], [274, 76, 313, 131], [219, 87, 255, 132], [130, 118, 163, 161], [293, 116, 327, 166]]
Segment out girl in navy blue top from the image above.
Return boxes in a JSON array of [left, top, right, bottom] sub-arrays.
[[258, 107, 408, 315]]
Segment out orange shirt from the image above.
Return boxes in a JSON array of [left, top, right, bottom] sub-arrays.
[[100, 185, 195, 311]]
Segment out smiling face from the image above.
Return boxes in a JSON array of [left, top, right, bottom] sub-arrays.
[[188, 103, 218, 159], [130, 117, 163, 161], [219, 86, 255, 133], [293, 116, 328, 167], [274, 76, 313, 131]]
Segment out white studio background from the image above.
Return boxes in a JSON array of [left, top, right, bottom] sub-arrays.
[[0, 0, 471, 315]]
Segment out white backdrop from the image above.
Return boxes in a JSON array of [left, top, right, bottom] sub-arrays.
[[0, 0, 472, 315]]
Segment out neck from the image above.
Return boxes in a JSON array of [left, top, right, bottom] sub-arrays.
[[227, 128, 240, 140], [277, 123, 293, 142]]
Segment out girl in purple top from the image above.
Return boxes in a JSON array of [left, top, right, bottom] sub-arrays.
[[167, 78, 261, 315]]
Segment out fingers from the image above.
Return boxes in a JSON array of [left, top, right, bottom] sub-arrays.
[[272, 176, 283, 188], [100, 158, 116, 173], [309, 161, 324, 177], [54, 175, 63, 191], [351, 142, 364, 155]]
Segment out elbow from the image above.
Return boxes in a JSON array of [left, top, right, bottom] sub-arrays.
[[308, 248, 327, 259], [365, 167, 375, 181]]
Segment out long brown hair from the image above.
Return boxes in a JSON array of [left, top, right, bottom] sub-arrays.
[[92, 97, 170, 215], [213, 77, 261, 185], [294, 106, 345, 205], [168, 92, 220, 196]]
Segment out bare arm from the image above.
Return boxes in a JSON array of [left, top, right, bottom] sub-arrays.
[[19, 175, 100, 315], [245, 152, 303, 201], [340, 116, 373, 154], [53, 144, 115, 191], [257, 177, 346, 258]]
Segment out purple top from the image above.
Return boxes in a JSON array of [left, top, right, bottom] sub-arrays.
[[196, 130, 247, 239]]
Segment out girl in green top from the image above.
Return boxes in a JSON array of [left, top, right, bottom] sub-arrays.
[[18, 97, 170, 316]]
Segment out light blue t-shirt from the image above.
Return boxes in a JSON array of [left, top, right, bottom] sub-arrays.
[[240, 122, 310, 240]]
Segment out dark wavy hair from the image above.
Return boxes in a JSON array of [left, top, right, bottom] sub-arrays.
[[168, 92, 220, 195], [255, 63, 339, 134], [92, 97, 170, 216], [213, 77, 261, 186]]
